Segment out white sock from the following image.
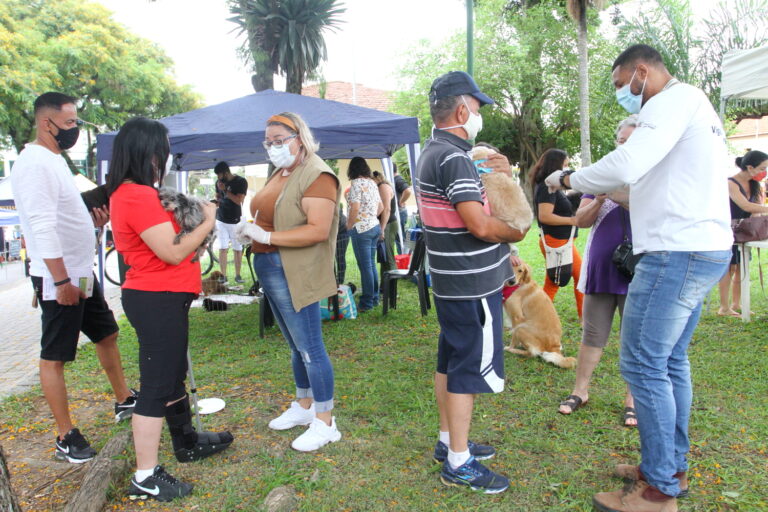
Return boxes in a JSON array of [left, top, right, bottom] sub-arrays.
[[447, 448, 470, 469], [439, 431, 450, 445], [134, 468, 155, 482]]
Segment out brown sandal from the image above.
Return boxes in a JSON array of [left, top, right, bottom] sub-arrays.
[[558, 394, 587, 415]]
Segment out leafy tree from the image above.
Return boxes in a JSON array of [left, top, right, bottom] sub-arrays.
[[616, 0, 768, 120], [228, 0, 345, 94], [0, 0, 202, 178], [394, 0, 624, 194]]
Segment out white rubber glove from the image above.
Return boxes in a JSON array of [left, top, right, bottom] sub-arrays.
[[544, 170, 565, 193], [235, 213, 271, 245]]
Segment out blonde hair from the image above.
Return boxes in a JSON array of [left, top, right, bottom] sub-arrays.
[[372, 170, 391, 186], [267, 111, 319, 157]]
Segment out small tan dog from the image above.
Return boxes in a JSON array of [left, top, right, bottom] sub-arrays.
[[504, 262, 576, 369], [201, 270, 228, 296], [471, 146, 533, 232]]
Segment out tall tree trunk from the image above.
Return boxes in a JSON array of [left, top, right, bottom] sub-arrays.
[[577, 11, 592, 166], [285, 68, 303, 95], [240, 0, 276, 92], [0, 445, 21, 512]]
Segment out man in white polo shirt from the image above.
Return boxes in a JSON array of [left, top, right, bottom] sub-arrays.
[[11, 92, 136, 463], [547, 45, 732, 511]]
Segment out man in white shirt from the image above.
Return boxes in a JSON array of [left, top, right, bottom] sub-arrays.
[[546, 45, 731, 511], [11, 92, 137, 463]]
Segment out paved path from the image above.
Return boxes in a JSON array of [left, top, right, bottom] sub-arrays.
[[0, 262, 123, 401]]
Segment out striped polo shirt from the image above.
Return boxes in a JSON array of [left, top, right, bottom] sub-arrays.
[[414, 129, 512, 300]]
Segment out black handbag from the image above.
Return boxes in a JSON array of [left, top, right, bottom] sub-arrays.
[[376, 238, 388, 264], [612, 208, 642, 279]]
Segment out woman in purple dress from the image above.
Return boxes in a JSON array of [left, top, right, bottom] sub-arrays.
[[557, 115, 638, 427]]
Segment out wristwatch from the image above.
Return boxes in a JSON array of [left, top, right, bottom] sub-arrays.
[[560, 170, 576, 190]]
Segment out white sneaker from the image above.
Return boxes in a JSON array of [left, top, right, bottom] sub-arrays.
[[291, 417, 341, 452], [268, 401, 315, 430]]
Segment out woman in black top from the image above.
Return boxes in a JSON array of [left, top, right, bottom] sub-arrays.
[[530, 148, 583, 318], [717, 150, 768, 317]]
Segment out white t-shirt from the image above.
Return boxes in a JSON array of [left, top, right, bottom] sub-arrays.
[[570, 82, 732, 253], [11, 144, 96, 278]]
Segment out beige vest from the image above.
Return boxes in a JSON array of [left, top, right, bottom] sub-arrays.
[[271, 153, 340, 311]]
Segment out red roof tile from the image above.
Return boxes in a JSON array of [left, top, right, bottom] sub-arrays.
[[302, 81, 394, 112]]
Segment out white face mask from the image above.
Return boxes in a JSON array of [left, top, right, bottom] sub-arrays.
[[443, 96, 483, 141], [267, 139, 297, 169]]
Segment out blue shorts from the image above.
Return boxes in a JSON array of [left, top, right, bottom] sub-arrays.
[[435, 293, 505, 394]]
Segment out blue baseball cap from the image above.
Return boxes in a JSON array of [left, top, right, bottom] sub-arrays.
[[428, 71, 494, 106]]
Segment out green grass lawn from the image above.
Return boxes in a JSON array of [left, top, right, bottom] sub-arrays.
[[2, 232, 767, 511]]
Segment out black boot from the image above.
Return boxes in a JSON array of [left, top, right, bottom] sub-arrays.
[[165, 396, 234, 463]]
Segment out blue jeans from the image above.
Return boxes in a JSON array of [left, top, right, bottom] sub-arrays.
[[620, 250, 729, 496], [350, 224, 381, 310], [252, 252, 335, 412]]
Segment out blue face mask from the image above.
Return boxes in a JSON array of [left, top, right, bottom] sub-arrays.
[[616, 69, 646, 114], [473, 159, 492, 174]]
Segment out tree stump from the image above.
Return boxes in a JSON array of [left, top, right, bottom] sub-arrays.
[[0, 444, 22, 512], [63, 430, 131, 512]]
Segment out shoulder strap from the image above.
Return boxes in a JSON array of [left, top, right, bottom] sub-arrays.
[[620, 208, 631, 242], [729, 177, 749, 199]]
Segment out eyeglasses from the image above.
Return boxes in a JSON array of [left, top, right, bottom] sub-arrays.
[[262, 135, 296, 150]]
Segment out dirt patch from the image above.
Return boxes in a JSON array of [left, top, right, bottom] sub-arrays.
[[0, 390, 114, 511], [1, 386, 285, 511]]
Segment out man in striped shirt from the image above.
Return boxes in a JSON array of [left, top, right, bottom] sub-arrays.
[[414, 71, 528, 494]]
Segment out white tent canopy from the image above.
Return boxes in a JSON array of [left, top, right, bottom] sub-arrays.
[[720, 45, 768, 119]]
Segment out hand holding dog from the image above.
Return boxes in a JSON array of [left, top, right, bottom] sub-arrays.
[[479, 152, 512, 176], [203, 201, 217, 223]]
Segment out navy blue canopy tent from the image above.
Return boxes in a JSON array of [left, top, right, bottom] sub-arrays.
[[93, 89, 422, 284], [96, 89, 421, 173]]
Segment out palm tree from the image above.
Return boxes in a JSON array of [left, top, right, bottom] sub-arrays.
[[566, 0, 606, 167], [229, 0, 345, 94]]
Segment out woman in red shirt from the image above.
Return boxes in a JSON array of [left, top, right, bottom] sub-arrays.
[[107, 117, 233, 502]]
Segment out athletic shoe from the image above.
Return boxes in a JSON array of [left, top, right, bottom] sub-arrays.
[[433, 440, 496, 463], [128, 465, 193, 502], [115, 388, 139, 423], [268, 401, 315, 430], [440, 456, 509, 494], [291, 417, 342, 452], [54, 428, 97, 464], [234, 275, 245, 284]]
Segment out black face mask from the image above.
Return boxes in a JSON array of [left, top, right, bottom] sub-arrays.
[[48, 118, 80, 150]]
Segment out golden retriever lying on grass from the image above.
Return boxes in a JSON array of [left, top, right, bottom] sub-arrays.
[[504, 262, 576, 369]]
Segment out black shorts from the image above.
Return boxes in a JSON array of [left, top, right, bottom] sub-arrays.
[[32, 275, 118, 362], [434, 293, 505, 394], [122, 289, 194, 417]]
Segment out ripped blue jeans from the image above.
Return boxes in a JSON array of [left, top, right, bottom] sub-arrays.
[[253, 251, 335, 412]]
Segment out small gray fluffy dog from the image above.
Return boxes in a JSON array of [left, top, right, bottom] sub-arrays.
[[158, 187, 213, 263]]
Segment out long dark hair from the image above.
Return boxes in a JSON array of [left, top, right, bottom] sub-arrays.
[[106, 117, 170, 196], [736, 150, 768, 200], [529, 148, 568, 195], [348, 156, 372, 180]]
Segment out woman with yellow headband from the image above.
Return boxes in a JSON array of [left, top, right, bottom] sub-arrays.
[[236, 112, 342, 451]]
